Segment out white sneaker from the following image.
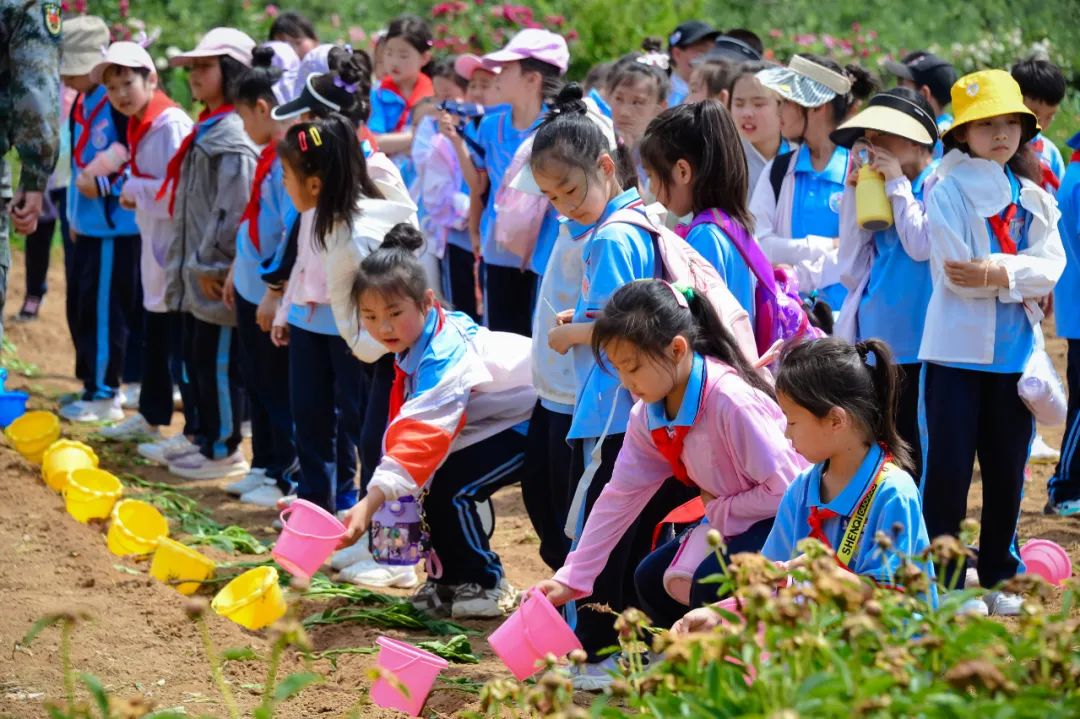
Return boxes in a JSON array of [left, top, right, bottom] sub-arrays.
[[450, 578, 518, 619], [59, 397, 124, 423], [101, 413, 160, 441], [963, 567, 980, 589], [569, 655, 621, 692], [172, 388, 183, 409], [1030, 435, 1060, 465], [338, 560, 419, 588], [239, 482, 286, 507], [241, 420, 253, 439], [119, 383, 141, 410], [137, 434, 198, 465], [225, 468, 267, 496], [957, 596, 989, 616], [986, 591, 1023, 616], [168, 451, 249, 480], [330, 540, 372, 570]]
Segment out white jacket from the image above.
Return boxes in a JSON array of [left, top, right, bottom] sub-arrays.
[[918, 150, 1065, 365]]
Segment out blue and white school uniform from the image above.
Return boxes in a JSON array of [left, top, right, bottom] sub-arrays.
[[762, 443, 933, 586], [918, 150, 1065, 588], [683, 220, 756, 319], [1049, 133, 1080, 510], [668, 74, 689, 107], [468, 107, 547, 335], [932, 112, 953, 160], [68, 84, 141, 401]]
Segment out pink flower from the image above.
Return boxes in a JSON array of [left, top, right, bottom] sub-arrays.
[[453, 1, 468, 12], [348, 26, 366, 43], [432, 2, 452, 16], [768, 28, 783, 38], [840, 38, 853, 51], [566, 29, 579, 41], [74, 0, 86, 11], [435, 23, 450, 35], [265, 4, 279, 18], [822, 34, 836, 49], [545, 14, 566, 27], [434, 38, 449, 49], [794, 33, 816, 47], [118, 0, 129, 18], [851, 21, 861, 32], [861, 48, 870, 58], [330, 13, 341, 28], [868, 30, 878, 39]]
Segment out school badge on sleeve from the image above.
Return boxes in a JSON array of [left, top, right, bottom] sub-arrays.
[[43, 1, 62, 37]]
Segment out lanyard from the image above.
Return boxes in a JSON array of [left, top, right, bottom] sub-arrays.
[[806, 452, 894, 568]]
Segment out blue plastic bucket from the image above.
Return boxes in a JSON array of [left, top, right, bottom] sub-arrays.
[[0, 392, 30, 428]]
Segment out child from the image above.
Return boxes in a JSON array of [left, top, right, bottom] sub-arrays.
[[686, 59, 732, 105], [1048, 133, 1080, 516], [665, 21, 720, 106], [218, 42, 301, 504], [606, 55, 668, 194], [368, 15, 434, 160], [728, 61, 790, 192], [751, 55, 876, 309], [532, 85, 697, 682], [583, 60, 613, 118], [268, 10, 319, 59], [59, 16, 142, 424], [639, 101, 756, 317], [466, 28, 569, 335], [884, 51, 957, 159], [87, 42, 194, 444], [536, 279, 801, 637], [337, 222, 536, 618], [919, 70, 1065, 615], [148, 28, 257, 480], [673, 337, 933, 634], [833, 88, 939, 481]]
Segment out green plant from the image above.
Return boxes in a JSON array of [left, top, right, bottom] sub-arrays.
[[417, 634, 481, 664], [1, 337, 40, 378]]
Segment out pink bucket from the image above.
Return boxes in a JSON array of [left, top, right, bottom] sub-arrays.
[[271, 499, 346, 578], [663, 524, 713, 604], [714, 596, 767, 684], [370, 636, 448, 716], [1021, 539, 1073, 585], [488, 588, 583, 680]]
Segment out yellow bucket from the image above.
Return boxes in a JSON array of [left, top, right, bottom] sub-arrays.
[[42, 440, 99, 492], [5, 411, 61, 464], [107, 499, 169, 556], [211, 566, 286, 630], [150, 537, 216, 595], [63, 468, 123, 523]]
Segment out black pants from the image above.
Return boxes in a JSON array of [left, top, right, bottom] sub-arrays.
[[898, 363, 923, 482], [522, 401, 573, 570], [483, 263, 535, 336], [183, 314, 242, 460], [236, 295, 296, 481], [920, 363, 1032, 588], [634, 518, 775, 628], [168, 312, 198, 436], [139, 311, 176, 427], [567, 434, 696, 661], [442, 244, 480, 322], [423, 427, 526, 588], [1049, 339, 1080, 505], [23, 188, 66, 299], [72, 234, 140, 400], [359, 354, 394, 495]]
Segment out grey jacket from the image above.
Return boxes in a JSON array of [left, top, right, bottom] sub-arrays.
[[164, 112, 257, 327]]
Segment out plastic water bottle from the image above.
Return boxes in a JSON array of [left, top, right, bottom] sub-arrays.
[[369, 496, 425, 566]]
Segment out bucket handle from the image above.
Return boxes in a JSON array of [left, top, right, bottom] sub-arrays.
[[111, 501, 166, 545], [518, 589, 556, 663], [279, 505, 346, 542], [64, 477, 122, 500], [379, 641, 445, 674]]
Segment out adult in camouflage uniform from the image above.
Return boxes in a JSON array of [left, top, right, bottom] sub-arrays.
[[0, 0, 61, 344]]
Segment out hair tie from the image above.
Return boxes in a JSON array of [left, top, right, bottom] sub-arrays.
[[333, 75, 359, 94], [668, 281, 693, 308], [636, 52, 670, 71], [856, 343, 875, 366]]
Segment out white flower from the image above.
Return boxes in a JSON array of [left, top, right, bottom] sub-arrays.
[[165, 45, 181, 59]]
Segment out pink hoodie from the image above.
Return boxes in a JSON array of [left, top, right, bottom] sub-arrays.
[[552, 355, 806, 598]]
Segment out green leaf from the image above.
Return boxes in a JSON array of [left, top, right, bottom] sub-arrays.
[[20, 614, 68, 648], [219, 647, 261, 663], [80, 673, 111, 719], [417, 634, 480, 664], [272, 671, 323, 702]]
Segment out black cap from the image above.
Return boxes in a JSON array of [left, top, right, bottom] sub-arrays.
[[668, 21, 720, 50], [698, 35, 762, 64], [883, 51, 957, 106], [271, 72, 355, 121]]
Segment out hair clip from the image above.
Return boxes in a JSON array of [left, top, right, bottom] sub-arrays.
[[636, 52, 670, 71], [309, 127, 323, 147], [333, 75, 359, 94], [298, 130, 308, 152]]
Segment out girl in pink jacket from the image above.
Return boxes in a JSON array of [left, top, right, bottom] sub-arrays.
[[536, 279, 804, 635]]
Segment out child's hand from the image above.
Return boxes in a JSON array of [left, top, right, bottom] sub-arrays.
[[533, 579, 575, 607], [75, 172, 97, 198], [438, 111, 461, 142], [271, 324, 290, 347], [945, 259, 1008, 288], [1039, 293, 1054, 317], [339, 502, 371, 548], [547, 324, 576, 355], [555, 309, 574, 326], [870, 148, 903, 182], [222, 265, 236, 311], [119, 191, 137, 210], [198, 276, 224, 301], [256, 290, 280, 333], [672, 606, 721, 635]]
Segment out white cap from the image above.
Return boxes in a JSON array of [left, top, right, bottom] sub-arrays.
[[170, 27, 255, 68], [90, 41, 156, 84]]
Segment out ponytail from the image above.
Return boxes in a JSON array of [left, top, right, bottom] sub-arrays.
[[591, 279, 774, 399], [776, 337, 914, 474]]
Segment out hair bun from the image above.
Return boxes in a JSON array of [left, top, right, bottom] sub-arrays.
[[547, 82, 588, 120], [382, 223, 426, 253], [252, 44, 276, 69]]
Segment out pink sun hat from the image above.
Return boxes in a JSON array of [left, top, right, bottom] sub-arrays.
[[170, 27, 255, 68], [481, 29, 569, 75], [90, 42, 156, 84], [454, 53, 499, 80]]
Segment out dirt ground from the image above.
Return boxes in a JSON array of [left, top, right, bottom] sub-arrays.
[[0, 250, 1078, 719]]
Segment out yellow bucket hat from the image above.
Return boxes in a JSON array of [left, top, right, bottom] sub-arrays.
[[946, 69, 1039, 143]]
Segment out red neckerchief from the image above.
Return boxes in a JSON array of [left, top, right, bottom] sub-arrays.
[[1031, 138, 1062, 192], [988, 203, 1019, 255], [388, 305, 446, 422], [806, 449, 893, 563], [359, 124, 380, 152], [379, 73, 435, 132], [127, 90, 178, 178], [241, 145, 277, 251], [1071, 149, 1080, 164], [156, 104, 234, 216], [72, 91, 109, 169], [650, 425, 693, 486]]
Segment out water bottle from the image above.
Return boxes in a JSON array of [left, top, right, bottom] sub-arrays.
[[852, 140, 893, 232], [369, 496, 425, 566]]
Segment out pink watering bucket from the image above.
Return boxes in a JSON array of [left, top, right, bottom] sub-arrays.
[[713, 596, 767, 685], [271, 499, 346, 578], [663, 523, 713, 604], [1021, 539, 1072, 585], [488, 588, 583, 680], [370, 636, 448, 716]]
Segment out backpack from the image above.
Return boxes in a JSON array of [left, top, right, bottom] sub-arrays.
[[682, 208, 822, 356], [769, 150, 796, 201], [599, 206, 760, 367], [492, 132, 549, 268]]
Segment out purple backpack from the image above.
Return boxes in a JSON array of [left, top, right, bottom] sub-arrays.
[[678, 208, 821, 355]]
